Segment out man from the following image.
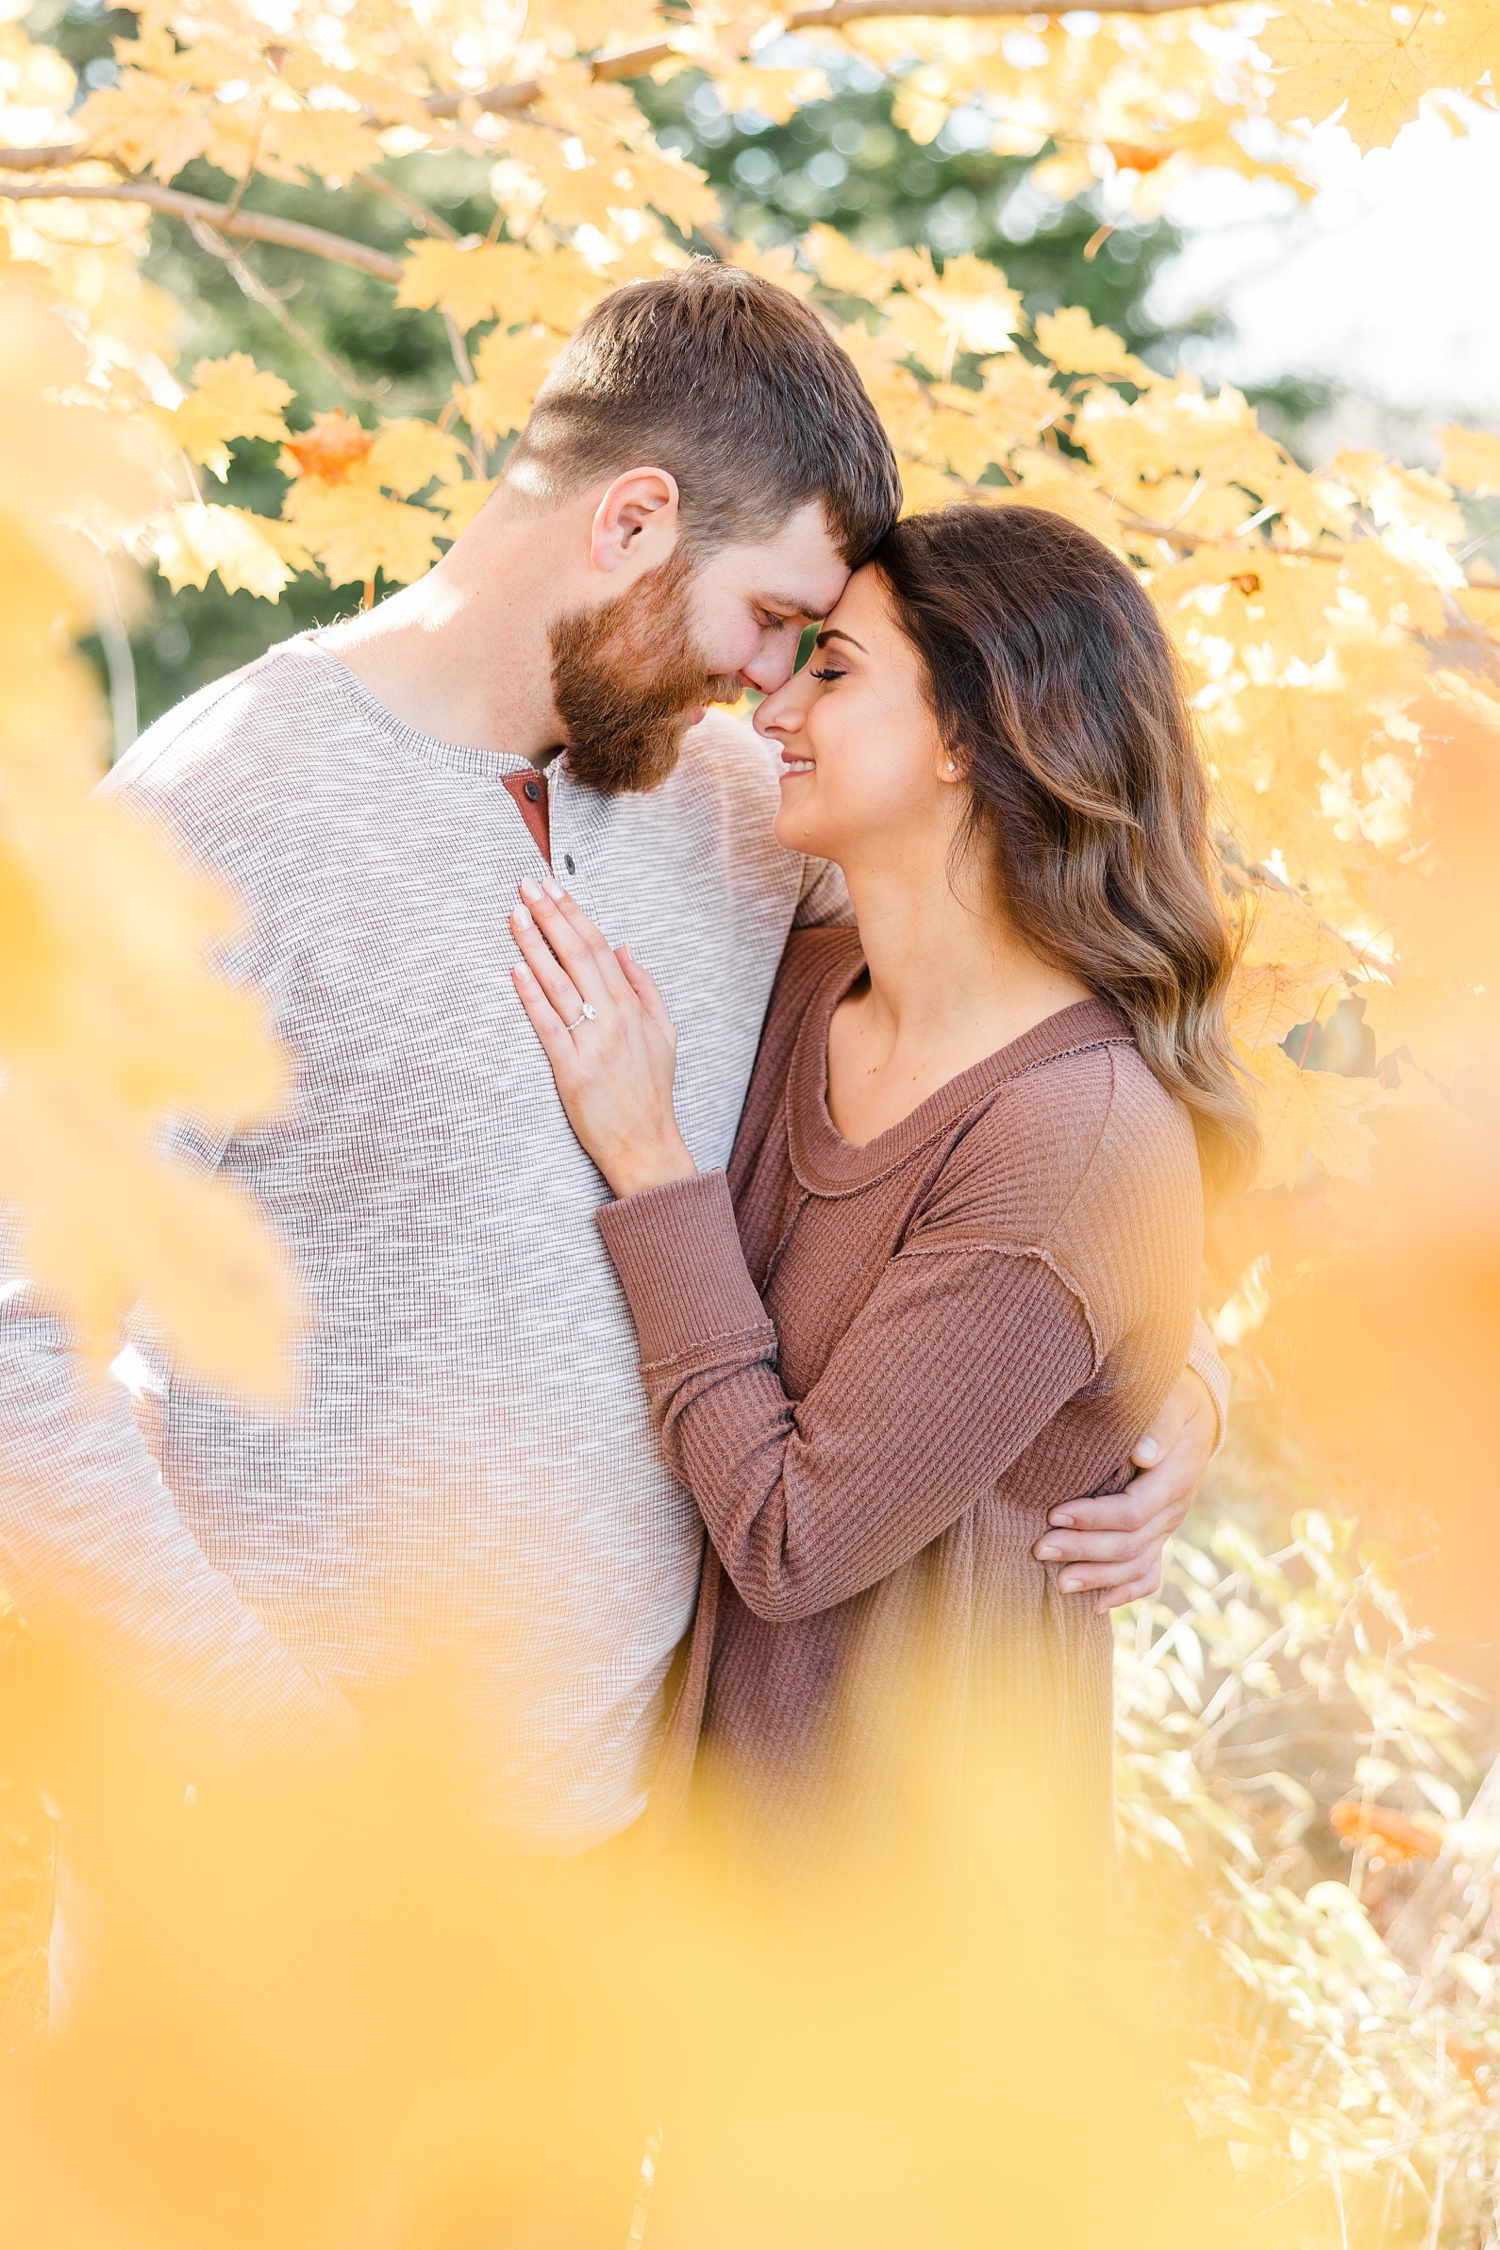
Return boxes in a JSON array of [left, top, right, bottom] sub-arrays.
[[0, 265, 1222, 1849]]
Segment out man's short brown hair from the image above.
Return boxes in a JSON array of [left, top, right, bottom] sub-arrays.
[[504, 262, 902, 566]]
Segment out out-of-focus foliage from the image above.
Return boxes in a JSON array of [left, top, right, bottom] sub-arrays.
[[4, 4, 1500, 2240], [0, 275, 295, 1390], [1120, 1511, 1500, 2243]]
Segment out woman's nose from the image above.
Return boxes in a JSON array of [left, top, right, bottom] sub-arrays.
[[753, 680, 806, 739]]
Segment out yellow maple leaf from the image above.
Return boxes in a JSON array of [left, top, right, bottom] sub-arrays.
[[258, 105, 384, 188], [1331, 450, 1465, 544], [802, 224, 895, 305], [832, 325, 934, 457], [1419, 0, 1500, 96], [1078, 379, 1285, 499], [364, 421, 469, 500], [1033, 306, 1155, 389], [913, 254, 1022, 361], [455, 324, 567, 445], [898, 458, 965, 515], [281, 476, 441, 589], [1338, 537, 1449, 634], [724, 240, 817, 299], [1155, 550, 1344, 670], [150, 355, 293, 482], [970, 357, 1062, 450], [72, 72, 214, 180], [429, 476, 496, 540], [1438, 423, 1500, 498], [1228, 883, 1354, 1050], [1261, 0, 1427, 150], [915, 407, 1002, 487], [1246, 1041, 1383, 1188], [606, 141, 719, 235], [990, 463, 1128, 555], [0, 279, 297, 1391], [397, 240, 598, 336], [149, 502, 310, 600], [1, 1079, 300, 1393]]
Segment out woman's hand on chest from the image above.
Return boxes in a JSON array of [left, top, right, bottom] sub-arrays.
[[509, 878, 699, 1201]]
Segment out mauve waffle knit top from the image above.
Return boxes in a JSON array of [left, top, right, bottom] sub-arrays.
[[596, 927, 1207, 1901]]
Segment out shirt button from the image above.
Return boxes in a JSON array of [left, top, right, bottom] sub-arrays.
[[523, 779, 540, 802], [564, 854, 576, 874]]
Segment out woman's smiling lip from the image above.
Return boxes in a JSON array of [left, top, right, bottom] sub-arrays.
[[779, 752, 815, 778]]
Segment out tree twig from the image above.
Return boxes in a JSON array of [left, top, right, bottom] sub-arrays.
[[0, 139, 95, 168], [186, 217, 391, 399], [352, 167, 461, 241], [0, 176, 404, 280]]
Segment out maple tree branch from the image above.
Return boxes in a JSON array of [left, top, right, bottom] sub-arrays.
[[0, 177, 405, 281], [0, 139, 95, 168]]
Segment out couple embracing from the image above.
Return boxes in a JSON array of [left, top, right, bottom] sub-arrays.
[[1, 267, 1251, 1953]]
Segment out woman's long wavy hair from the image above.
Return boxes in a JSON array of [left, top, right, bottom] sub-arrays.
[[872, 504, 1258, 1200]]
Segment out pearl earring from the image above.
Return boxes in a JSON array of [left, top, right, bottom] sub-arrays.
[[945, 761, 956, 774]]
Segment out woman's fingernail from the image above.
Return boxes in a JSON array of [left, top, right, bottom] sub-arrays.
[[1036, 1541, 1061, 1561], [520, 879, 543, 902], [542, 879, 564, 900], [1059, 1575, 1079, 1593], [513, 962, 531, 980], [1050, 1510, 1074, 1530], [513, 902, 532, 927], [1136, 1437, 1160, 1464]]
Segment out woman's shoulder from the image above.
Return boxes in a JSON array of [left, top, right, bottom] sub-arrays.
[[925, 1020, 1201, 1257]]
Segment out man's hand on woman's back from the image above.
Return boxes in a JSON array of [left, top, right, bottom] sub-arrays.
[[1032, 1366, 1218, 1612]]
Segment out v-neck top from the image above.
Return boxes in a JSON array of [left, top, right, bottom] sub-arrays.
[[595, 926, 1207, 1908]]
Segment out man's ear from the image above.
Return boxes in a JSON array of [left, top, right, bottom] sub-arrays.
[[589, 468, 680, 576]]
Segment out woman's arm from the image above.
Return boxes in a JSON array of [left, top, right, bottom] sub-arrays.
[[594, 1170, 1098, 1621], [506, 881, 1196, 1616]]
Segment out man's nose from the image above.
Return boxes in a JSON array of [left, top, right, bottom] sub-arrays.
[[741, 642, 800, 695]]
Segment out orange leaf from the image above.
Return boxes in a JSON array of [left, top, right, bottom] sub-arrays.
[[282, 410, 373, 486], [1330, 1800, 1443, 1862]]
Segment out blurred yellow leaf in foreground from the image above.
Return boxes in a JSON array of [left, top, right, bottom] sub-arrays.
[[0, 278, 298, 1394]]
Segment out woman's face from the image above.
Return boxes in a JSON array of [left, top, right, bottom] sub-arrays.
[[754, 564, 956, 871]]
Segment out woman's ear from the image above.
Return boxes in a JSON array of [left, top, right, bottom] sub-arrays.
[[589, 468, 680, 575]]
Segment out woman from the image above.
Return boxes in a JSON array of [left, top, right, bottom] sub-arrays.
[[508, 504, 1257, 1913]]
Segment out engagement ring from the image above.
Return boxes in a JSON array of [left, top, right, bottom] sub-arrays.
[[564, 1004, 597, 1033]]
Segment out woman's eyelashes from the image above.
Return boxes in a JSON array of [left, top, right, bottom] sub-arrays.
[[808, 666, 846, 683]]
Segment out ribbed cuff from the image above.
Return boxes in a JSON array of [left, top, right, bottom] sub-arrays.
[[595, 1169, 773, 1368], [1188, 1311, 1229, 1454]]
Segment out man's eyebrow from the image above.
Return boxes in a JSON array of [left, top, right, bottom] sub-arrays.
[[760, 594, 822, 619], [815, 627, 868, 652]]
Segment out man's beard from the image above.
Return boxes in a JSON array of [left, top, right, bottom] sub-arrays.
[[547, 548, 741, 796]]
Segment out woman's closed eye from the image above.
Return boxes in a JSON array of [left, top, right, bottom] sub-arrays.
[[808, 666, 847, 683]]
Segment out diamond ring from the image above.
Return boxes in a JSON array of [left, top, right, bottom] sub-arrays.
[[563, 1003, 597, 1033]]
